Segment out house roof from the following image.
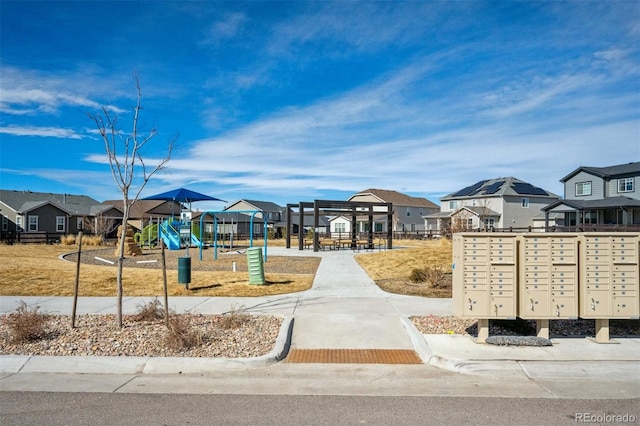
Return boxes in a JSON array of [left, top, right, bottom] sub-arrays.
[[560, 162, 640, 182], [542, 196, 640, 212], [225, 199, 283, 212], [442, 177, 559, 200], [102, 199, 178, 218], [0, 189, 106, 215], [350, 189, 438, 209], [458, 206, 501, 217], [192, 211, 262, 222]]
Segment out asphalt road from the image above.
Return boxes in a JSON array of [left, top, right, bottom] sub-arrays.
[[1, 392, 639, 426]]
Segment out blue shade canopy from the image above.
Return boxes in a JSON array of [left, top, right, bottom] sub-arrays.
[[142, 188, 226, 203]]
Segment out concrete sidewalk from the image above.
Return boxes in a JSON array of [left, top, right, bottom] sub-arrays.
[[1, 246, 639, 398]]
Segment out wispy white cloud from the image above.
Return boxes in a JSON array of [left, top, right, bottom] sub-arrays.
[[0, 66, 126, 115], [155, 43, 639, 204], [201, 12, 247, 44], [0, 125, 82, 139]]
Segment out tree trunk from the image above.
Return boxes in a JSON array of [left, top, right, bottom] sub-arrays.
[[116, 200, 129, 328]]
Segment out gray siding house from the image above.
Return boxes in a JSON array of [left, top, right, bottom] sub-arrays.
[[426, 177, 561, 235], [542, 162, 640, 228], [348, 189, 439, 234], [0, 190, 122, 241], [224, 199, 285, 236]]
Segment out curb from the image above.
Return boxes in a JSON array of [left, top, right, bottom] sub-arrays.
[[400, 316, 433, 364], [0, 316, 294, 375], [401, 317, 535, 377]]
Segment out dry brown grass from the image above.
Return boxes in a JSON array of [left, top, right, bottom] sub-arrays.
[[0, 239, 452, 299], [60, 234, 104, 246], [131, 298, 165, 322], [163, 314, 201, 350], [356, 239, 453, 297], [218, 305, 251, 329], [0, 244, 313, 297]]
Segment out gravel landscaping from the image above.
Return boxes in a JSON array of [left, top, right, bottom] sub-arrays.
[[411, 315, 640, 338], [0, 312, 282, 358], [3, 311, 639, 358]]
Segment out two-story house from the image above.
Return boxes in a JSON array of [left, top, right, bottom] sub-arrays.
[[542, 162, 640, 229], [223, 199, 286, 237], [329, 189, 438, 237], [425, 177, 560, 235]]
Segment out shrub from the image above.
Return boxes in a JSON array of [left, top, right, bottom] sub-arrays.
[[219, 305, 250, 329], [60, 234, 104, 246], [131, 298, 164, 322], [60, 235, 76, 245], [162, 315, 201, 350], [83, 235, 104, 246], [409, 268, 427, 283], [3, 301, 49, 344], [408, 266, 448, 289]]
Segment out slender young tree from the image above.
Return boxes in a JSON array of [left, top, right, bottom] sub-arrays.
[[90, 74, 174, 328]]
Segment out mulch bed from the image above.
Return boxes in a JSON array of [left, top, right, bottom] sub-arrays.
[[63, 247, 321, 275]]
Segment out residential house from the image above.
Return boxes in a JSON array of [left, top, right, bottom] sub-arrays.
[[288, 212, 331, 236], [542, 162, 640, 229], [0, 189, 122, 241], [224, 199, 285, 237], [102, 199, 182, 231], [346, 189, 439, 235], [426, 177, 561, 235]]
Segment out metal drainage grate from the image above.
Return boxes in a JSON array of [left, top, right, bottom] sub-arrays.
[[284, 349, 422, 364]]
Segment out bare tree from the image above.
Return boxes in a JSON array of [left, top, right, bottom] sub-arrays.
[[89, 74, 175, 328], [82, 215, 119, 239]]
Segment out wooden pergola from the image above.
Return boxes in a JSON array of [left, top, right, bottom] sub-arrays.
[[285, 200, 393, 252]]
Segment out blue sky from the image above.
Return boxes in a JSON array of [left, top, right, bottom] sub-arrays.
[[1, 1, 639, 210]]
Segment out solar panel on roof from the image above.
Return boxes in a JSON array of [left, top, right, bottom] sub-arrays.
[[483, 181, 504, 194], [512, 182, 548, 196], [451, 180, 487, 197]]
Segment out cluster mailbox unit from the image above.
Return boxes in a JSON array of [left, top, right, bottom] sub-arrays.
[[580, 233, 639, 342], [518, 234, 579, 339], [453, 232, 639, 343], [452, 234, 518, 342]]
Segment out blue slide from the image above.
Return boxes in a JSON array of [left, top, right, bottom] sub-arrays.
[[160, 221, 181, 250], [190, 233, 203, 248]]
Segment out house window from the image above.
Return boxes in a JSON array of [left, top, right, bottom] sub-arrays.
[[2, 216, 7, 231], [521, 198, 529, 208], [56, 216, 65, 232], [449, 201, 458, 209], [28, 215, 38, 231], [618, 178, 634, 193], [16, 216, 23, 232], [576, 181, 592, 196], [77, 218, 84, 230], [467, 219, 473, 229], [335, 222, 346, 233], [484, 218, 495, 229], [406, 210, 411, 217], [375, 223, 384, 232]]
